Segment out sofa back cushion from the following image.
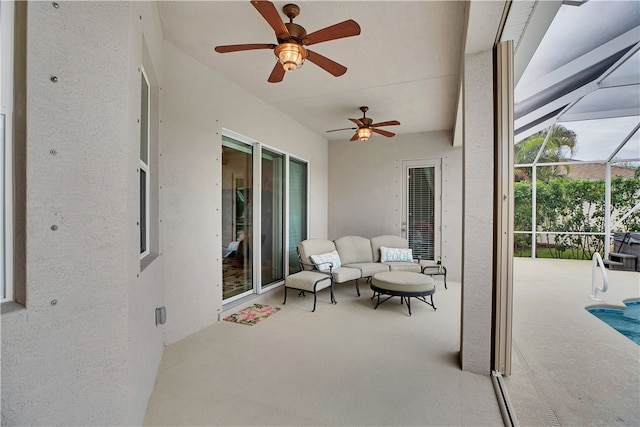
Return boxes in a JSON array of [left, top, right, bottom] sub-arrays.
[[370, 235, 410, 262], [297, 239, 337, 271], [334, 236, 373, 265]]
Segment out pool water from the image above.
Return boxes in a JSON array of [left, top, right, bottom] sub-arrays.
[[587, 300, 640, 345]]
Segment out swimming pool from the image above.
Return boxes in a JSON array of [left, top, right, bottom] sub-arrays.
[[587, 299, 640, 345]]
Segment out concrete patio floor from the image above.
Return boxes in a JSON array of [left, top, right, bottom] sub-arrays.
[[507, 257, 640, 426], [144, 257, 638, 426]]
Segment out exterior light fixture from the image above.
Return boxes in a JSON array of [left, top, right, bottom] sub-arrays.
[[357, 127, 372, 142], [274, 42, 307, 72]]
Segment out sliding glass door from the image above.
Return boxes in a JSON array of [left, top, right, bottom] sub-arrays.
[[222, 137, 253, 301], [288, 158, 307, 273], [261, 148, 284, 287], [221, 132, 308, 303]]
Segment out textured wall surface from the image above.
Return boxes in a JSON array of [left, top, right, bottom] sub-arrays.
[[1, 2, 132, 425], [160, 42, 329, 345], [126, 3, 166, 425], [461, 50, 494, 375], [1, 1, 330, 421], [327, 131, 463, 281]]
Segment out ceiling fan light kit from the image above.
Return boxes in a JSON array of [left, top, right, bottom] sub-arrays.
[[327, 106, 401, 142], [274, 42, 307, 72], [214, 1, 361, 83], [357, 128, 372, 142]]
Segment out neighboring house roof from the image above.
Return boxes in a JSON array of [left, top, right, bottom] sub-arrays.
[[566, 162, 637, 179]]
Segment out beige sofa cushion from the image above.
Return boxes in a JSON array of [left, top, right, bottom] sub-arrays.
[[297, 239, 361, 283], [331, 267, 362, 283], [386, 262, 421, 272], [344, 262, 389, 277], [334, 236, 373, 264]]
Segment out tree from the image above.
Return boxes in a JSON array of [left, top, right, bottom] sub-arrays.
[[515, 125, 578, 182]]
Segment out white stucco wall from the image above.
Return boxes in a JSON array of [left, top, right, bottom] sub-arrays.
[[0, 1, 329, 424], [160, 42, 329, 345], [127, 2, 166, 424], [460, 50, 495, 375], [1, 2, 133, 425], [327, 131, 463, 281]]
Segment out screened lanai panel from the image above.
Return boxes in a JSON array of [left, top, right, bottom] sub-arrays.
[[559, 116, 640, 162], [562, 86, 640, 121], [612, 124, 640, 162], [517, 1, 640, 88], [602, 50, 640, 86]]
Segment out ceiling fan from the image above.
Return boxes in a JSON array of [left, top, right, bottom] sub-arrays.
[[326, 107, 401, 142], [214, 1, 361, 83]]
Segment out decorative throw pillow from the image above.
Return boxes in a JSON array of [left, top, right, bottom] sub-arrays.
[[310, 251, 342, 272], [380, 246, 413, 262]]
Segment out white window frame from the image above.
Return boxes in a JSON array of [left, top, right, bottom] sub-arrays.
[[139, 66, 150, 259], [1, 0, 15, 302]]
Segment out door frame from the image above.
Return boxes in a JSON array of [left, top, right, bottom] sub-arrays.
[[401, 159, 442, 261]]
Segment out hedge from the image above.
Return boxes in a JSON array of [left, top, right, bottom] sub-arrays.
[[514, 176, 640, 259]]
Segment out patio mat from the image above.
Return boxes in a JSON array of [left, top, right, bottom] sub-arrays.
[[223, 304, 281, 326]]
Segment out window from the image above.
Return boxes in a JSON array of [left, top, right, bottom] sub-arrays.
[[139, 67, 150, 258], [1, 0, 14, 302]]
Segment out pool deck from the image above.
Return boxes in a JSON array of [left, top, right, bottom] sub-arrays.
[[506, 258, 640, 426]]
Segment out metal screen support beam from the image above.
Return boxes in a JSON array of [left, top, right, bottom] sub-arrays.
[[531, 166, 537, 259], [613, 202, 640, 230], [604, 163, 611, 259]]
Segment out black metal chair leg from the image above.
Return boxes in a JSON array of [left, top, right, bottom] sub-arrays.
[[330, 280, 337, 304], [355, 279, 360, 296], [407, 297, 412, 316], [283, 287, 288, 305]]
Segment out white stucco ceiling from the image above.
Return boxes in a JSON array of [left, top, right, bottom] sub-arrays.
[[157, 1, 478, 141]]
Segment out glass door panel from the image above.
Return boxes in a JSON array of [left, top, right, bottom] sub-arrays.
[[222, 137, 253, 301], [407, 166, 436, 261], [260, 148, 284, 287], [288, 158, 307, 274]]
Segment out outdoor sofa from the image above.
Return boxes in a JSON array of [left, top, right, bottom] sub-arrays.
[[283, 235, 443, 310]]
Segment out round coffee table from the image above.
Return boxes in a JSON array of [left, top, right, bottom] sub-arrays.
[[371, 271, 436, 316]]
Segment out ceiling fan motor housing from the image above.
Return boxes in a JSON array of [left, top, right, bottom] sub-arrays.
[[282, 23, 310, 45]]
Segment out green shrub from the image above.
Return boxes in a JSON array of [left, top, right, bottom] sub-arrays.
[[514, 176, 640, 259]]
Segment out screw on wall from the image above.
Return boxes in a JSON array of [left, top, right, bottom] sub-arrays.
[[52, 2, 59, 8], [50, 76, 58, 83], [50, 299, 57, 306], [50, 225, 58, 231], [50, 149, 57, 156]]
